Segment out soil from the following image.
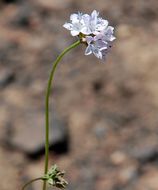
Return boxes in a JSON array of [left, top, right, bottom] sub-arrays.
[[0, 0, 158, 190]]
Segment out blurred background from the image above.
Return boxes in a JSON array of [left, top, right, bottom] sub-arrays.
[[0, 0, 158, 190]]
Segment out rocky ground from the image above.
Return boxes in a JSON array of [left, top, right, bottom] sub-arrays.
[[0, 0, 158, 190]]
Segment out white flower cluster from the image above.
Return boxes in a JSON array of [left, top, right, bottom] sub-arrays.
[[63, 10, 116, 59]]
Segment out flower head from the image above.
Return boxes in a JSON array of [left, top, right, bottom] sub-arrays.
[[63, 10, 116, 60]]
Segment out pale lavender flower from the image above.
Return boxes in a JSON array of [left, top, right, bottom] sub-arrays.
[[85, 36, 108, 59], [82, 10, 109, 35], [63, 10, 116, 60], [95, 26, 116, 42], [63, 12, 86, 36]]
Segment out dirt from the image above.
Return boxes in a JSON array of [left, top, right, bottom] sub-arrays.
[[0, 0, 158, 190]]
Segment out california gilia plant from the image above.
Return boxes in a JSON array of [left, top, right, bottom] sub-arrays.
[[22, 10, 116, 190]]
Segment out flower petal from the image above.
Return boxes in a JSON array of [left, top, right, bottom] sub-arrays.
[[70, 30, 79, 36], [104, 26, 116, 41], [102, 19, 109, 27], [94, 33, 103, 40], [70, 13, 78, 21], [63, 23, 73, 30], [93, 49, 102, 59], [86, 36, 93, 44], [91, 10, 99, 20], [81, 27, 91, 35], [85, 45, 92, 55]]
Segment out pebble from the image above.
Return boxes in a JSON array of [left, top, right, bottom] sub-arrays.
[[8, 109, 69, 157], [0, 68, 15, 89], [118, 165, 138, 185], [130, 142, 158, 163], [93, 121, 108, 139], [110, 151, 128, 165]]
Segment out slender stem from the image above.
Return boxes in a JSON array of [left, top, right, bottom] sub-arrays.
[[43, 40, 80, 190], [22, 177, 43, 190]]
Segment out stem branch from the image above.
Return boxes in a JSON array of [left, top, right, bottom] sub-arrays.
[[22, 177, 43, 190]]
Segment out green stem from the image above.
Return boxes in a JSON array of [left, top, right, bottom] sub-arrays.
[[22, 177, 43, 190], [43, 40, 80, 190]]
